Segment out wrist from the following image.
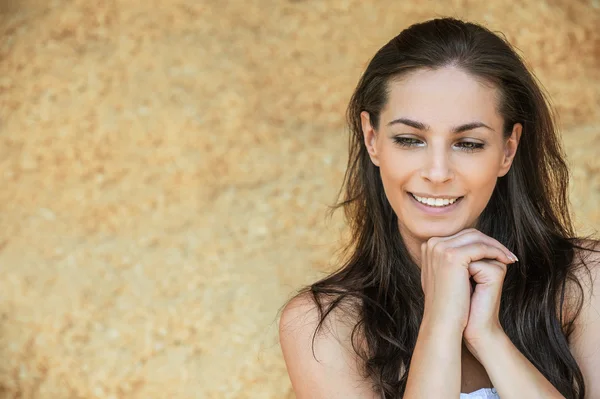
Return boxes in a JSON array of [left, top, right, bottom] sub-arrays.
[[464, 326, 506, 360], [420, 316, 464, 341]]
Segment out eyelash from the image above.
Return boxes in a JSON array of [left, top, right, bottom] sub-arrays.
[[392, 137, 485, 152]]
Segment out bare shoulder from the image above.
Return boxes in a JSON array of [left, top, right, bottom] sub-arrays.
[[278, 291, 377, 399], [567, 238, 600, 396]]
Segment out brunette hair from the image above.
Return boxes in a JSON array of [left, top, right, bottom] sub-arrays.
[[285, 17, 598, 398]]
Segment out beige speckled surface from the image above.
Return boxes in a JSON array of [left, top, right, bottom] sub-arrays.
[[0, 1, 598, 398]]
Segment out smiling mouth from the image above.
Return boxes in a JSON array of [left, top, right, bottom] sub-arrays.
[[409, 192, 464, 207]]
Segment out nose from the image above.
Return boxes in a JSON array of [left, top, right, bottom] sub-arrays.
[[420, 145, 454, 183]]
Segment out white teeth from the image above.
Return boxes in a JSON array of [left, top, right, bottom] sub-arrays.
[[412, 194, 459, 207]]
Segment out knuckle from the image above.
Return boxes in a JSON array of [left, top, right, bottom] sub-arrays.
[[427, 237, 439, 247], [443, 247, 456, 261], [431, 240, 445, 254]]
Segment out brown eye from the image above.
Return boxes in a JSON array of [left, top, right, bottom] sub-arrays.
[[455, 141, 485, 152], [393, 137, 423, 147]]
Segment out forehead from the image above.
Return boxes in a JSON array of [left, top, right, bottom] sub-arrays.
[[381, 66, 502, 128]]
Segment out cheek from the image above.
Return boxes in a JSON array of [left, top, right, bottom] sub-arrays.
[[458, 156, 502, 186], [379, 153, 415, 185], [456, 159, 502, 206]]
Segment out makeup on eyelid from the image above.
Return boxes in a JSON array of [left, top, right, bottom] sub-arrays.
[[391, 136, 486, 151]]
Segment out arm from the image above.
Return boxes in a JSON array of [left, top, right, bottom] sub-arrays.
[[278, 294, 379, 399], [470, 330, 565, 399], [403, 318, 462, 398], [470, 241, 600, 399], [280, 294, 462, 399]]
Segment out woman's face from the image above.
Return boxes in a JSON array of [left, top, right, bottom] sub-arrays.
[[361, 66, 521, 253]]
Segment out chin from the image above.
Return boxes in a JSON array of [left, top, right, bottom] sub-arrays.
[[406, 223, 465, 240]]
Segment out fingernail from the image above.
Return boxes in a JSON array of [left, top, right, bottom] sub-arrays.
[[509, 252, 518, 262]]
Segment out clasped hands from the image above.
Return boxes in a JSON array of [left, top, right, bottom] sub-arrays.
[[420, 228, 518, 361]]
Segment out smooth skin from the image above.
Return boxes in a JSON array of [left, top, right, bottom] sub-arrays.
[[279, 66, 600, 398]]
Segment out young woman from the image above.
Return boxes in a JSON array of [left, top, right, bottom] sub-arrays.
[[278, 17, 600, 399]]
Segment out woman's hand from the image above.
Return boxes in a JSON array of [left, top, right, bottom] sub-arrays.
[[462, 256, 516, 361], [420, 228, 517, 339]]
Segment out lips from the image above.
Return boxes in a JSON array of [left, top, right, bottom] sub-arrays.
[[409, 192, 464, 207], [406, 192, 464, 215]]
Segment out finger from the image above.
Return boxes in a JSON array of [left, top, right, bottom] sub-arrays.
[[467, 260, 508, 285], [425, 230, 473, 265], [457, 231, 516, 260], [482, 259, 508, 270], [430, 229, 517, 262], [469, 259, 508, 273], [426, 229, 474, 268], [453, 242, 515, 266]]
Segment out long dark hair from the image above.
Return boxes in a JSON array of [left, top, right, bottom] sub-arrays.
[[285, 17, 598, 398]]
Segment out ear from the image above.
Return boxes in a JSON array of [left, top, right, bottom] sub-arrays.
[[360, 111, 380, 167], [498, 122, 522, 177]]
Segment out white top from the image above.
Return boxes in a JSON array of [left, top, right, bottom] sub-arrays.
[[460, 387, 500, 398]]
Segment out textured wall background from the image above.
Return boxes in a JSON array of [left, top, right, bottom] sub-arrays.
[[0, 0, 598, 398]]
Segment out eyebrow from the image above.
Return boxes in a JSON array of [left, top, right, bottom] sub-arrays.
[[387, 117, 495, 133]]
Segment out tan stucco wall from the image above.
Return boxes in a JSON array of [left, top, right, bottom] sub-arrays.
[[0, 1, 598, 398]]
